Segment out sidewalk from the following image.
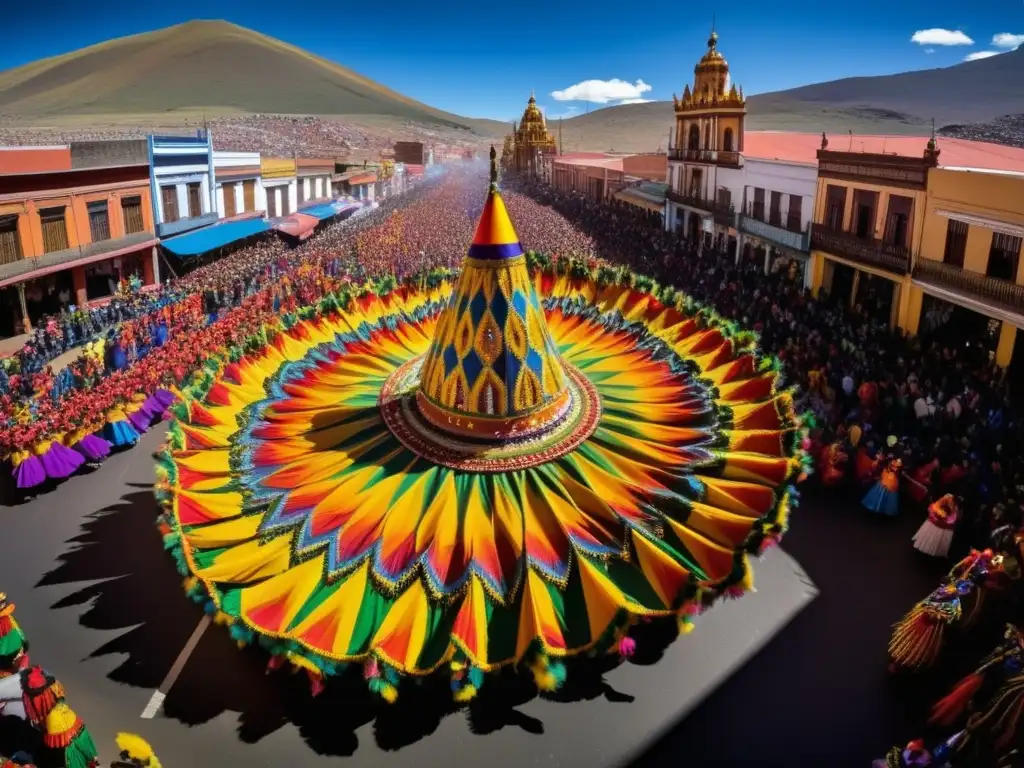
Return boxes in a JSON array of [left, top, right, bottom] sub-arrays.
[[0, 334, 91, 374]]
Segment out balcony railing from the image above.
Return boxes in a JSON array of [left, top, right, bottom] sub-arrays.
[[913, 258, 1024, 317], [156, 211, 218, 238], [740, 215, 810, 252], [0, 231, 158, 284], [668, 148, 741, 166], [810, 226, 911, 275], [666, 189, 736, 226]]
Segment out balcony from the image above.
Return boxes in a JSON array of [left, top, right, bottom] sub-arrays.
[[0, 231, 158, 286], [666, 190, 737, 226], [913, 259, 1024, 319], [740, 215, 810, 252], [810, 226, 910, 275], [156, 211, 218, 238], [668, 148, 741, 167]]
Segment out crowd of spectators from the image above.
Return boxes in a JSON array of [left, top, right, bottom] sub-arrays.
[[939, 114, 1024, 149], [2, 161, 1021, 557]]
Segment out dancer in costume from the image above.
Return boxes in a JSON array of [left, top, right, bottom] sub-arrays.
[[913, 494, 961, 558], [40, 703, 99, 768], [0, 594, 29, 678], [819, 439, 848, 488], [924, 624, 1024, 766], [909, 457, 940, 507], [155, 148, 807, 702], [888, 549, 1008, 672], [864, 452, 903, 517]]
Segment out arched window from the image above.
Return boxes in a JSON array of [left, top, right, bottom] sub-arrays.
[[688, 125, 700, 150], [723, 127, 734, 152]]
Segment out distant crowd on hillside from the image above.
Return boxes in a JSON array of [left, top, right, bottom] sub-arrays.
[[0, 114, 478, 158], [939, 114, 1024, 149]]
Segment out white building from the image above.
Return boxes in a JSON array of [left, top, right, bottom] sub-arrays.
[[736, 154, 816, 287], [212, 151, 265, 218], [147, 132, 217, 238], [296, 159, 334, 208]]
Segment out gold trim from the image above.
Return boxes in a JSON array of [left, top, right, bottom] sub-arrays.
[[464, 255, 527, 270], [416, 386, 572, 440]]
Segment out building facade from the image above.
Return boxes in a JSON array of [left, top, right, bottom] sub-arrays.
[[212, 150, 265, 219], [808, 136, 937, 328], [147, 132, 217, 238], [736, 156, 816, 286], [296, 158, 334, 208], [666, 30, 746, 248], [0, 146, 158, 335], [911, 167, 1024, 370], [260, 157, 298, 218], [501, 94, 558, 178]]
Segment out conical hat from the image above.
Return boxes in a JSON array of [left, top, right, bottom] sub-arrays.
[[417, 148, 569, 440]]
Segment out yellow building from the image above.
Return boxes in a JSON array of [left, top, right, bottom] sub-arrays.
[[501, 93, 557, 178], [806, 131, 1024, 372], [912, 167, 1024, 370], [666, 29, 746, 244]]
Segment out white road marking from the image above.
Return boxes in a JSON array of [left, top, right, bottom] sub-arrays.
[[140, 614, 211, 719]]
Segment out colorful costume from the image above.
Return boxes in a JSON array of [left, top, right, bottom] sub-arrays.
[[155, 150, 808, 701], [819, 442, 847, 487], [914, 495, 960, 558], [909, 458, 939, 506], [40, 703, 99, 768], [863, 457, 902, 517], [889, 550, 1009, 672], [0, 594, 28, 677], [111, 733, 161, 768]]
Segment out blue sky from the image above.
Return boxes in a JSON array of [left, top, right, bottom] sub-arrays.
[[1, 0, 1021, 120]]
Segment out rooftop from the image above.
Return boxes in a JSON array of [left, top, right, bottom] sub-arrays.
[[742, 131, 1024, 173]]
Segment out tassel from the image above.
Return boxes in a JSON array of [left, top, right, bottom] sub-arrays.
[[930, 672, 984, 726], [888, 605, 948, 671], [528, 653, 566, 692]]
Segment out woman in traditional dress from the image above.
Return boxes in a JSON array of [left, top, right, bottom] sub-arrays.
[[909, 456, 940, 507], [863, 454, 903, 517], [913, 494, 960, 558], [820, 440, 848, 488]]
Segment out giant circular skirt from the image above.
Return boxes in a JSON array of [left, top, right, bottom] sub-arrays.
[[157, 271, 804, 691]]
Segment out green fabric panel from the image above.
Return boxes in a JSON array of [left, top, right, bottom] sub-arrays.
[[286, 579, 341, 631], [606, 559, 669, 610], [220, 588, 243, 616], [346, 581, 394, 654], [549, 566, 592, 647], [416, 600, 457, 669], [191, 546, 230, 570], [0, 627, 25, 655], [485, 593, 519, 665]]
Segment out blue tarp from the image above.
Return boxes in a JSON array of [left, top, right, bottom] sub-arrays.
[[161, 218, 271, 257], [300, 201, 359, 221]]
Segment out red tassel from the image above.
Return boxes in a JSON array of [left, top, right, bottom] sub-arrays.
[[930, 672, 984, 726]]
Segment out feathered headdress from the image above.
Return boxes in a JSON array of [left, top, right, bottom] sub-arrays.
[[112, 733, 161, 768]]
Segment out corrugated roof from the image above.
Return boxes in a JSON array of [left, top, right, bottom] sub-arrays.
[[742, 131, 1024, 173]]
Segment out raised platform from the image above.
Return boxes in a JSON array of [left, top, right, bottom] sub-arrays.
[[0, 427, 818, 766]]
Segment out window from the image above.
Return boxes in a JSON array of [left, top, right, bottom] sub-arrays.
[[769, 191, 782, 227], [121, 196, 145, 234], [267, 187, 278, 218], [243, 180, 256, 212], [942, 219, 969, 268], [824, 185, 847, 231], [161, 186, 179, 223], [281, 189, 291, 216], [0, 215, 22, 265], [688, 169, 702, 199], [787, 196, 803, 232], [222, 184, 236, 218], [87, 200, 110, 242], [723, 127, 734, 152], [39, 206, 68, 253], [987, 232, 1022, 281], [716, 187, 731, 209], [687, 125, 700, 151], [187, 183, 202, 218], [752, 188, 765, 221]]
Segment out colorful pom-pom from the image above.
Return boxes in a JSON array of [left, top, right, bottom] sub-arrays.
[[618, 636, 636, 657]]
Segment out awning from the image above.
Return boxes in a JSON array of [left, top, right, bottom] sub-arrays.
[[300, 201, 360, 221], [347, 173, 377, 185], [162, 217, 271, 257], [273, 213, 319, 241]]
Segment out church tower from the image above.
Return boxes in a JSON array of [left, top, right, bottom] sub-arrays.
[[501, 93, 558, 178]]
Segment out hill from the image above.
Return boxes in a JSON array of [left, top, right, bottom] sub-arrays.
[[556, 46, 1024, 153], [0, 20, 505, 135]]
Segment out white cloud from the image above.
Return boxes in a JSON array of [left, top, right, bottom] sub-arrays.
[[964, 50, 1000, 61], [911, 28, 974, 46], [992, 33, 1024, 48], [619, 98, 652, 104], [925, 48, 935, 54], [550, 78, 652, 104]]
